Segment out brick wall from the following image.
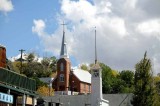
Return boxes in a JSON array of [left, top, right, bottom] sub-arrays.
[[0, 47, 6, 68], [55, 58, 71, 91], [52, 58, 91, 94]]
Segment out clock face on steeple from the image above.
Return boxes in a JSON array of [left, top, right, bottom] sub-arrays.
[[93, 70, 99, 77]]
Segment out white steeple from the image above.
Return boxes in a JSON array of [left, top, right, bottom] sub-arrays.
[[60, 22, 69, 59], [91, 27, 109, 106]]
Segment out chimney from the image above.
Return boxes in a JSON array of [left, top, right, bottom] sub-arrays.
[[0, 45, 6, 68]]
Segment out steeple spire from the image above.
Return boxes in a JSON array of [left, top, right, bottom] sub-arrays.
[[60, 21, 69, 58]]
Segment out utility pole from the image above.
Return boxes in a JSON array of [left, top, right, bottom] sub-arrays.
[[19, 49, 25, 74]]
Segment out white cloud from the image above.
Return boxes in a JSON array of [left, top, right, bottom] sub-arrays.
[[32, 19, 74, 57], [0, 0, 13, 13], [137, 19, 160, 35], [32, 19, 46, 37], [32, 0, 160, 75], [61, 0, 96, 23]]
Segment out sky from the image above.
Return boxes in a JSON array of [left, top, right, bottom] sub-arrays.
[[1, 0, 160, 75]]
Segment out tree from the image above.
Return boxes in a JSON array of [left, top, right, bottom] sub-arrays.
[[154, 76, 160, 94], [98, 63, 132, 94], [80, 64, 89, 71], [119, 70, 134, 93], [100, 63, 113, 93], [131, 52, 157, 106], [111, 70, 119, 77], [120, 70, 134, 86], [37, 85, 54, 96], [26, 53, 35, 62], [49, 56, 57, 72]]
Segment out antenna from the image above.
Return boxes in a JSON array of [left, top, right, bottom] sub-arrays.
[[95, 26, 97, 64]]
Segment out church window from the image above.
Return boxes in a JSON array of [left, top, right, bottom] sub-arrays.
[[60, 74, 64, 82], [60, 63, 64, 71]]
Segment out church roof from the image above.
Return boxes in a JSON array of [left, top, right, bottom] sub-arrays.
[[72, 68, 91, 84], [39, 77, 54, 84], [60, 27, 69, 59]]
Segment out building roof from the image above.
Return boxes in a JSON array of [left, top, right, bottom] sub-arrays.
[[39, 77, 54, 84], [42, 93, 133, 106], [72, 68, 91, 84], [103, 94, 133, 106]]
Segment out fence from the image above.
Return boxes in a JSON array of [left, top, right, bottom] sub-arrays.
[[0, 68, 36, 92]]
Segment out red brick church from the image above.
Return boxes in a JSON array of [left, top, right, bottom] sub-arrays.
[[52, 25, 91, 95]]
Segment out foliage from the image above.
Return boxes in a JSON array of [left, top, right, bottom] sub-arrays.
[[26, 53, 35, 62], [37, 85, 54, 96], [120, 70, 134, 86], [12, 61, 21, 73], [100, 63, 113, 93], [111, 70, 119, 77], [8, 53, 57, 91], [154, 76, 160, 97], [100, 63, 134, 94], [131, 52, 158, 106], [80, 64, 89, 71], [13, 53, 57, 78], [119, 70, 134, 93], [33, 77, 47, 90], [49, 56, 57, 72]]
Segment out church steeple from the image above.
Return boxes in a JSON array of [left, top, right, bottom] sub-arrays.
[[60, 22, 69, 59]]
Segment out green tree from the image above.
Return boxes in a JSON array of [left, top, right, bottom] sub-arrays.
[[119, 70, 134, 93], [100, 63, 113, 93], [26, 53, 35, 62], [154, 76, 160, 94], [97, 63, 131, 94], [131, 52, 157, 106], [80, 64, 89, 71], [49, 56, 57, 72]]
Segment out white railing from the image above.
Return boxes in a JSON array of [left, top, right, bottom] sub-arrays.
[[54, 91, 79, 95]]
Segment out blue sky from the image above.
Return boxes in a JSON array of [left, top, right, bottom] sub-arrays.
[[0, 0, 60, 57], [1, 0, 160, 74]]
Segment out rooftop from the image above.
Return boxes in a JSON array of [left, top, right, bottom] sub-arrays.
[[72, 68, 91, 84]]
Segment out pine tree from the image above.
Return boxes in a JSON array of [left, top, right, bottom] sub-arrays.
[[131, 52, 157, 106]]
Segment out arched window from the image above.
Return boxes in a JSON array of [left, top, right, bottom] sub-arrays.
[[60, 74, 64, 82], [60, 63, 64, 71]]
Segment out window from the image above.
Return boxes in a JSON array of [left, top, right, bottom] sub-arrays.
[[93, 70, 99, 77], [59, 74, 64, 82], [60, 63, 64, 71]]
